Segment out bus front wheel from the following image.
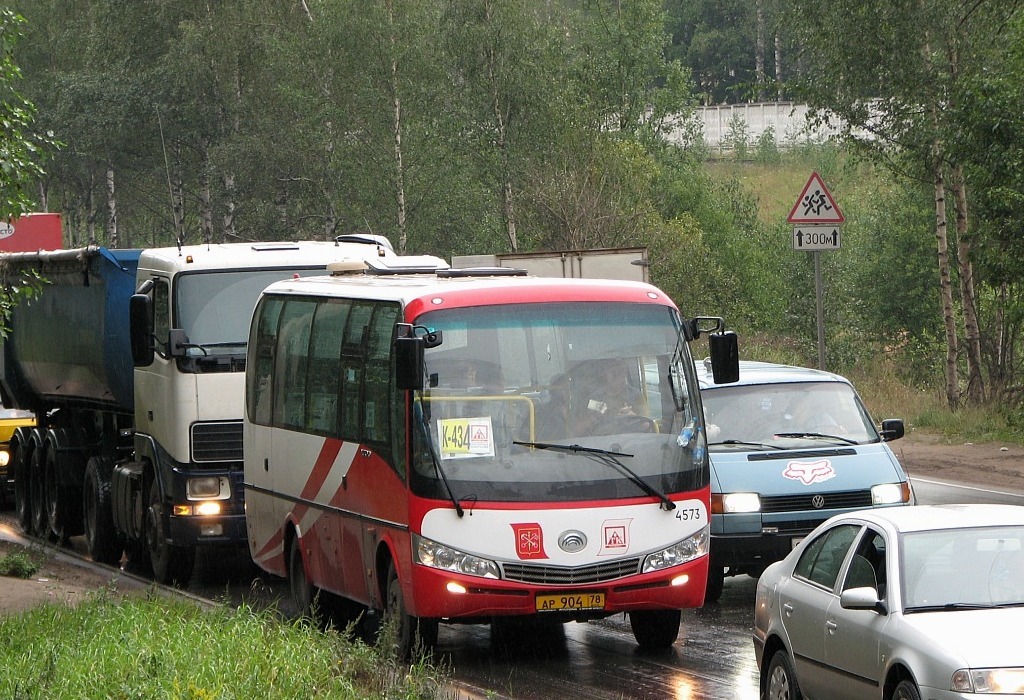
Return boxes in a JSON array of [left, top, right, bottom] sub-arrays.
[[384, 560, 437, 658], [629, 608, 681, 650]]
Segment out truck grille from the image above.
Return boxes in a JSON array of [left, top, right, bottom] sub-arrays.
[[502, 557, 642, 585], [191, 421, 243, 463], [761, 490, 874, 513]]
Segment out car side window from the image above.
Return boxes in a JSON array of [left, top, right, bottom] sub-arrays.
[[793, 524, 861, 590], [843, 528, 887, 596]]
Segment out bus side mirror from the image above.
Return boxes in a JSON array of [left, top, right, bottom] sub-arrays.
[[709, 331, 739, 384], [129, 294, 155, 367], [395, 336, 425, 391]]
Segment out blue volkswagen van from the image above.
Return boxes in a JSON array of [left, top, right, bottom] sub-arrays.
[[698, 360, 913, 602]]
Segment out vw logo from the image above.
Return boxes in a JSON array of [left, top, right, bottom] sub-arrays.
[[558, 530, 587, 553], [811, 495, 826, 509]]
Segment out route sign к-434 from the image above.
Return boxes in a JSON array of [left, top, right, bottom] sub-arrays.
[[787, 172, 844, 225]]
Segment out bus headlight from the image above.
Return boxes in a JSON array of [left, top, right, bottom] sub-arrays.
[[642, 525, 710, 573], [414, 535, 500, 579]]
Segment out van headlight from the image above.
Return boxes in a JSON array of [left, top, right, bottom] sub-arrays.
[[414, 534, 500, 579], [871, 482, 910, 505], [642, 525, 710, 573]]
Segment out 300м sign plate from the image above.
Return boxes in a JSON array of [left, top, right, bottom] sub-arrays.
[[536, 592, 605, 612]]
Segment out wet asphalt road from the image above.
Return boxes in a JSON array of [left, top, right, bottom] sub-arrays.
[[6, 476, 1022, 700]]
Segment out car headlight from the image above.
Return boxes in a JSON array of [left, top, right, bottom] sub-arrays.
[[871, 482, 910, 505], [952, 667, 1024, 693], [413, 535, 499, 579], [642, 525, 710, 573]]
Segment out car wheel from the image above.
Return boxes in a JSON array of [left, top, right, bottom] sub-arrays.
[[629, 608, 681, 649], [892, 680, 921, 700], [765, 649, 802, 700]]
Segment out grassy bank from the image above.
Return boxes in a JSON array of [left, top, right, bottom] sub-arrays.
[[0, 592, 450, 700]]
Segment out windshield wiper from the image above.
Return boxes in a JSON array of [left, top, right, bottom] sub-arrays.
[[513, 440, 676, 511], [414, 399, 465, 518], [773, 432, 859, 446], [708, 439, 784, 450], [905, 602, 1008, 613]]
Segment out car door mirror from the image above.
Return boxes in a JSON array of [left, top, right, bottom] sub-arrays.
[[840, 586, 887, 615]]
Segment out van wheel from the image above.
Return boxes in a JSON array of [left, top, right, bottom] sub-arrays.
[[629, 608, 681, 649], [705, 565, 725, 604], [83, 457, 123, 565], [145, 478, 195, 586]]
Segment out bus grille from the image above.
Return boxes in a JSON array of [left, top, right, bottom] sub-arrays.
[[191, 421, 243, 463], [502, 557, 642, 585], [761, 490, 873, 513]]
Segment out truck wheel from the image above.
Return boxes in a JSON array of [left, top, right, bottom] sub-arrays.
[[629, 608, 681, 650], [12, 434, 32, 531], [83, 457, 123, 566], [288, 538, 316, 621], [44, 441, 73, 544], [145, 478, 195, 587], [385, 560, 437, 658], [29, 442, 51, 539]]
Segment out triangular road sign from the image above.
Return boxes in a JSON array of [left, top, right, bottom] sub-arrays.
[[787, 172, 844, 224]]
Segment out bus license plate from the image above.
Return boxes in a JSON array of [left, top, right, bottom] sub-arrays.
[[536, 592, 605, 612]]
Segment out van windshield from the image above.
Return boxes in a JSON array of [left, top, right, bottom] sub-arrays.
[[410, 302, 708, 503], [701, 381, 878, 448]]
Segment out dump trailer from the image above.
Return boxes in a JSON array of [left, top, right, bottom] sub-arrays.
[[0, 237, 396, 584], [451, 247, 650, 282]]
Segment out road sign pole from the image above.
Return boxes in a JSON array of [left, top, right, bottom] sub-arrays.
[[815, 250, 825, 370]]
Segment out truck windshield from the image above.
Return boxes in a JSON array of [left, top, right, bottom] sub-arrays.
[[410, 302, 708, 504], [176, 268, 325, 356], [701, 381, 879, 448]]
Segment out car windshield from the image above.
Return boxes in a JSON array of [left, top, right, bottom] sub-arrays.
[[902, 525, 1024, 610], [410, 302, 707, 503], [701, 380, 878, 448]]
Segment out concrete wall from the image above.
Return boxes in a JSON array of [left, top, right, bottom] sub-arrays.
[[665, 102, 855, 151]]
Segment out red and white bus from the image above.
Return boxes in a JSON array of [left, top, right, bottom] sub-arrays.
[[243, 255, 738, 654]]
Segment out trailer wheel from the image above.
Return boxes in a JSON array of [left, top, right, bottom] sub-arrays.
[[145, 478, 195, 586], [29, 440, 51, 539], [629, 608, 681, 650], [288, 537, 316, 621], [83, 457, 123, 565], [43, 440, 82, 543], [12, 433, 32, 531], [384, 560, 437, 659]]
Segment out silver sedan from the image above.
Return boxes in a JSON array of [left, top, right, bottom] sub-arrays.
[[753, 504, 1024, 699]]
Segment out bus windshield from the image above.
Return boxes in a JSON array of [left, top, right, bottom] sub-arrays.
[[411, 302, 708, 504]]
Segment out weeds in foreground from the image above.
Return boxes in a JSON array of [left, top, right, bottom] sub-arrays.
[[0, 592, 453, 700], [0, 547, 41, 579]]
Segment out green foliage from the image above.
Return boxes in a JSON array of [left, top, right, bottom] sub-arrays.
[[0, 594, 450, 700], [0, 548, 40, 579]]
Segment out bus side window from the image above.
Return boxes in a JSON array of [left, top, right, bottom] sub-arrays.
[[247, 296, 284, 426], [273, 299, 316, 430], [340, 302, 374, 440], [306, 300, 349, 436], [364, 304, 399, 448]]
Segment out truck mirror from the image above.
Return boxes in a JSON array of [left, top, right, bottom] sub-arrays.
[[708, 331, 739, 384], [129, 294, 155, 367], [395, 336, 425, 390]]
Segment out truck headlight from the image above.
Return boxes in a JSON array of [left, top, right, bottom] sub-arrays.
[[187, 476, 230, 500], [413, 535, 499, 579], [642, 525, 710, 573]]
